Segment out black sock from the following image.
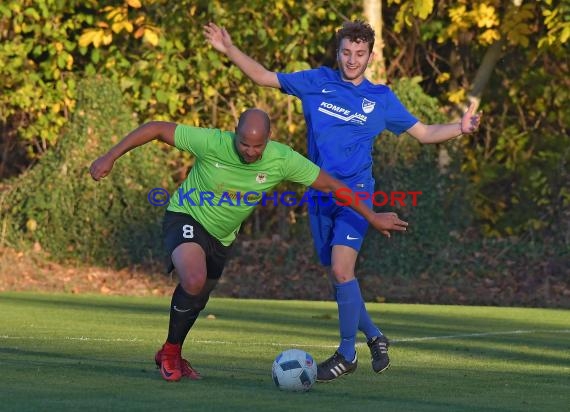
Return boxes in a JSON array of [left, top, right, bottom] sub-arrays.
[[166, 284, 204, 345]]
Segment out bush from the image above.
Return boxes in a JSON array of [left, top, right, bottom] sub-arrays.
[[1, 76, 174, 267], [359, 77, 472, 278]]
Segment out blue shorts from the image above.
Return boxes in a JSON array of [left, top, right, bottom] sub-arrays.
[[308, 180, 373, 266]]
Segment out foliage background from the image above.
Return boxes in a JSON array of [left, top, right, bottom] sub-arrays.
[[1, 77, 171, 267], [0, 0, 568, 306]]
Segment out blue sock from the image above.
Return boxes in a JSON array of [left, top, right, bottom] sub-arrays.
[[358, 299, 382, 340], [335, 279, 362, 361]]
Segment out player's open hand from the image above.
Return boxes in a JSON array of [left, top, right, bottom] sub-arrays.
[[203, 22, 233, 54], [89, 155, 115, 181], [461, 102, 482, 134], [370, 212, 408, 238]]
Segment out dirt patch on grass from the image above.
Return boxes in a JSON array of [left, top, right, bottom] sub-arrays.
[[1, 241, 568, 308], [0, 245, 175, 296]]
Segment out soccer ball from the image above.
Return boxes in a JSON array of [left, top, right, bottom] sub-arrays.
[[272, 349, 317, 392]]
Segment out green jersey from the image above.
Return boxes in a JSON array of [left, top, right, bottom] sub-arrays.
[[167, 124, 320, 245]]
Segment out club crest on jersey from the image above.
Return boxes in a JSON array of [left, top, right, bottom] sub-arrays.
[[362, 98, 376, 114], [256, 173, 267, 183]]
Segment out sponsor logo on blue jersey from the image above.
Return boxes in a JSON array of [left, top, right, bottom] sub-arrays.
[[318, 101, 368, 125]]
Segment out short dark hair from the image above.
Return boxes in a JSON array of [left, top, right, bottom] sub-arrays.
[[336, 20, 375, 53]]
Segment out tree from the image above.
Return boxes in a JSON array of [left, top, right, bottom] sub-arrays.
[[384, 0, 569, 236], [363, 0, 386, 82]]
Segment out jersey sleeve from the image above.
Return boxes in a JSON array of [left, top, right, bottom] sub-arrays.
[[174, 124, 219, 157], [281, 148, 321, 186], [384, 90, 419, 136], [277, 69, 320, 98]]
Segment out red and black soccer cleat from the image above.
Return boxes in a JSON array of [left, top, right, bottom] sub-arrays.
[[155, 342, 202, 381]]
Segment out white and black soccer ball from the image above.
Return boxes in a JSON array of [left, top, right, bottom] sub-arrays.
[[272, 349, 317, 392]]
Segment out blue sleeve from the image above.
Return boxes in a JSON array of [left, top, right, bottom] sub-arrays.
[[277, 69, 321, 98], [384, 90, 419, 135]]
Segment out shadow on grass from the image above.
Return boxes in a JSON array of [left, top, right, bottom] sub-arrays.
[[2, 293, 568, 376], [0, 293, 167, 315]]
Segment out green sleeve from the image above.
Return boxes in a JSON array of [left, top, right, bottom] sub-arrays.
[[281, 148, 320, 186], [174, 124, 220, 157]]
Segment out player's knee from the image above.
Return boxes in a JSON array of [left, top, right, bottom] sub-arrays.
[[179, 274, 207, 295], [330, 264, 355, 283]]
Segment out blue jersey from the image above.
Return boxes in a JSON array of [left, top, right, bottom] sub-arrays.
[[277, 66, 418, 186]]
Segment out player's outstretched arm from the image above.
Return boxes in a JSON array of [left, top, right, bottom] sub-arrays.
[[407, 101, 482, 144], [203, 22, 280, 89], [89, 121, 177, 181], [310, 170, 408, 238]]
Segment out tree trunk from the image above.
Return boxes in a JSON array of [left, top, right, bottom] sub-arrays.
[[363, 0, 386, 83], [468, 38, 507, 110]]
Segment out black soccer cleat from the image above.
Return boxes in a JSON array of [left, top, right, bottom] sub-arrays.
[[367, 335, 390, 373], [316, 351, 358, 382]]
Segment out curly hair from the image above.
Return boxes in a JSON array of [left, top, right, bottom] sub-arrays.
[[336, 20, 375, 53]]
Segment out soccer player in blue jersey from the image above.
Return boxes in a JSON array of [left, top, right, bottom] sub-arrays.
[[204, 20, 481, 382]]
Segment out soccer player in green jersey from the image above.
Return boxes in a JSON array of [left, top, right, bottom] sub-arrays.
[[90, 108, 408, 382]]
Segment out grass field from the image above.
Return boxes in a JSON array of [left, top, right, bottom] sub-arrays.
[[0, 292, 568, 411]]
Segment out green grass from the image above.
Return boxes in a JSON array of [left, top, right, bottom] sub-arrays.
[[0, 292, 568, 412]]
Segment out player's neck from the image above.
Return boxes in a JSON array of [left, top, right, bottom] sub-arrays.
[[339, 72, 367, 86]]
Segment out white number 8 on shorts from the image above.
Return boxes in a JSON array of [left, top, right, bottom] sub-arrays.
[[182, 224, 194, 239]]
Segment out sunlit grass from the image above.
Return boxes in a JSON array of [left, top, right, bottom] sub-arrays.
[[0, 292, 568, 411]]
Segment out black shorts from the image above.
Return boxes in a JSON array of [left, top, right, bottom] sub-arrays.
[[162, 211, 232, 279]]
